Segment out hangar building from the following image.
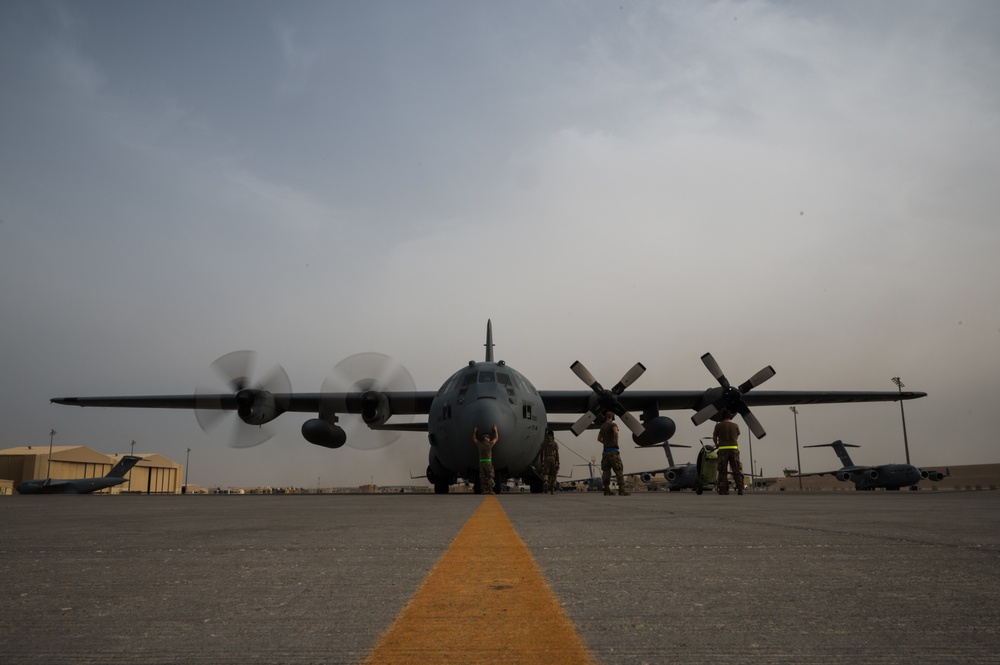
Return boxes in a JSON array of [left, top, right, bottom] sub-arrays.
[[0, 446, 182, 494]]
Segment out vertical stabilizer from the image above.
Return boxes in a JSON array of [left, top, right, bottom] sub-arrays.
[[663, 443, 676, 468], [485, 319, 494, 363], [107, 455, 141, 478], [829, 440, 856, 468]]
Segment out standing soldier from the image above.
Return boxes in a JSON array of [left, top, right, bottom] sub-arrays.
[[597, 411, 629, 496], [473, 425, 499, 495], [540, 429, 560, 494], [712, 412, 743, 495]]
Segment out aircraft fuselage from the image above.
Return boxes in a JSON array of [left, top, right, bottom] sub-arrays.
[[15, 477, 127, 494], [844, 464, 923, 491], [426, 360, 547, 492]]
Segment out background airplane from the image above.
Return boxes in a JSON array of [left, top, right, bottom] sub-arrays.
[[16, 455, 141, 494], [793, 440, 947, 490], [631, 440, 700, 491], [52, 321, 927, 494]]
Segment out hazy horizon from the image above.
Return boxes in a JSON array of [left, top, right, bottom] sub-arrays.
[[2, 1, 998, 488]]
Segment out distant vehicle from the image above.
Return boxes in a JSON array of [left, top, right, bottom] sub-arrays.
[[793, 440, 947, 490], [15, 456, 141, 494]]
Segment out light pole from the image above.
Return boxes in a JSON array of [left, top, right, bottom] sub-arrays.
[[892, 377, 911, 465], [46, 429, 57, 483], [129, 440, 136, 491], [790, 407, 802, 491], [184, 447, 191, 494]]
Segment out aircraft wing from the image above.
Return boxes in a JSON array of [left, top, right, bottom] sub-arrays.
[[789, 466, 870, 478], [788, 470, 836, 478], [537, 390, 927, 413], [54, 388, 923, 415], [52, 392, 439, 414]]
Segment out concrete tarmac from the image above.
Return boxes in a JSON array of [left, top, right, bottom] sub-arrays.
[[2, 491, 998, 664]]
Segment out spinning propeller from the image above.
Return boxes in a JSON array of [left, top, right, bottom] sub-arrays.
[[691, 353, 775, 438], [321, 352, 416, 450], [195, 350, 291, 448], [569, 361, 647, 437]]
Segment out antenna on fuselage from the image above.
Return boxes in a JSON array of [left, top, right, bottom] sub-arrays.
[[485, 319, 494, 363]]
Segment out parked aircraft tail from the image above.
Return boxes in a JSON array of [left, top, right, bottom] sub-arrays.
[[107, 455, 142, 478]]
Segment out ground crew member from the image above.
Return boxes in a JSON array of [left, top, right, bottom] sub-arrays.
[[597, 411, 629, 496], [712, 412, 743, 495], [473, 425, 499, 495], [540, 429, 560, 494]]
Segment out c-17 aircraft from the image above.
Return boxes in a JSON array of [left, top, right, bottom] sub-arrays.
[[793, 440, 946, 490], [632, 441, 697, 491], [52, 321, 927, 494], [15, 455, 141, 494]]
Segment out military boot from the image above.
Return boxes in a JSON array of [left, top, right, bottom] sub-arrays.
[[618, 488, 631, 496]]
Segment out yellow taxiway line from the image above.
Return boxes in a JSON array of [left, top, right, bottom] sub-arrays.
[[362, 496, 596, 664]]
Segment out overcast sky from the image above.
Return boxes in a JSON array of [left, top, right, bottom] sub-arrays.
[[2, 1, 998, 489]]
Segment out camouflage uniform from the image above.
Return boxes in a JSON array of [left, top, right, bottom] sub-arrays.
[[474, 436, 497, 494], [598, 418, 628, 496], [540, 432, 560, 494], [713, 418, 743, 495]]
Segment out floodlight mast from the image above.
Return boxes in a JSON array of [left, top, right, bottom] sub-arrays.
[[790, 407, 801, 491], [891, 377, 910, 465]]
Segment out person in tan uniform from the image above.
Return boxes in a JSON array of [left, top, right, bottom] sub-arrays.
[[473, 425, 499, 495], [540, 429, 560, 494], [597, 411, 629, 496], [712, 412, 743, 495]]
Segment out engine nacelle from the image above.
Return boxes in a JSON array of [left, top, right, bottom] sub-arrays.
[[360, 390, 391, 427], [301, 419, 347, 449], [864, 469, 879, 481], [235, 389, 282, 426], [922, 470, 945, 481], [640, 473, 655, 483], [836, 471, 853, 482], [631, 416, 677, 447], [665, 470, 679, 482]]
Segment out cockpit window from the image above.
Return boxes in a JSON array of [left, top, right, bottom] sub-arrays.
[[478, 371, 496, 383], [463, 371, 478, 386], [496, 372, 512, 386], [440, 371, 462, 394]]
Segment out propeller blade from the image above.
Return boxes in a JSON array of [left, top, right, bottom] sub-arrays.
[[619, 410, 645, 437], [611, 362, 646, 395], [323, 352, 416, 450], [571, 411, 597, 436], [738, 366, 776, 394], [570, 361, 600, 390], [739, 406, 767, 439], [211, 350, 256, 392], [230, 423, 277, 449], [691, 402, 719, 427], [700, 353, 730, 389], [195, 350, 290, 449], [694, 353, 774, 437], [194, 394, 228, 433], [570, 360, 648, 437]]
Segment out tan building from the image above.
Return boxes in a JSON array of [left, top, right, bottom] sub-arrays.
[[0, 446, 183, 495]]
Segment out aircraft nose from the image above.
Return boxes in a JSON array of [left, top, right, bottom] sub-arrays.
[[466, 398, 514, 442]]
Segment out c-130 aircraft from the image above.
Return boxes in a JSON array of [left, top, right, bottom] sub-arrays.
[[52, 321, 926, 494]]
